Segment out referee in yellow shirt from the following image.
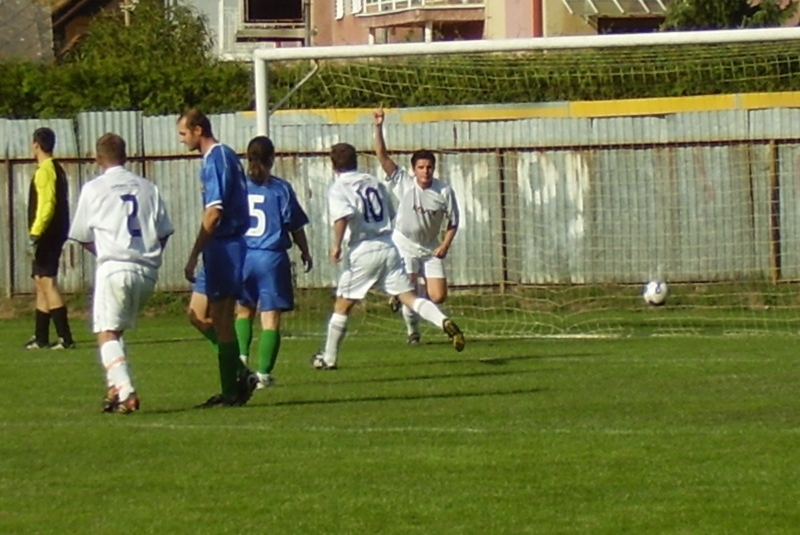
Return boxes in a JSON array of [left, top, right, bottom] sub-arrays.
[[26, 127, 75, 349]]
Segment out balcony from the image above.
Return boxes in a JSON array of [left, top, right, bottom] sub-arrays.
[[359, 0, 484, 42], [364, 0, 484, 13], [561, 0, 669, 17], [234, 0, 307, 44]]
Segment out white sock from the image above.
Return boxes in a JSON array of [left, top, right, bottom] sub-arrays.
[[324, 313, 348, 365], [411, 298, 447, 329], [101, 340, 134, 400], [402, 305, 420, 336], [108, 337, 126, 388]]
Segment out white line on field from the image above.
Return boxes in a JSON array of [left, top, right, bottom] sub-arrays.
[[2, 420, 799, 436]]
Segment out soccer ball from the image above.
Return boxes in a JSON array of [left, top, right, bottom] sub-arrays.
[[643, 281, 668, 306]]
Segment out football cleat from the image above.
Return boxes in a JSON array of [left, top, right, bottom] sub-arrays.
[[236, 370, 259, 405], [194, 393, 238, 409], [442, 319, 465, 352], [388, 295, 402, 314], [50, 337, 76, 350], [101, 387, 119, 413], [407, 333, 421, 346], [114, 393, 140, 414], [24, 336, 49, 349], [310, 353, 337, 370], [255, 373, 275, 390]]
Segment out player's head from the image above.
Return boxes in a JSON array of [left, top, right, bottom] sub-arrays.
[[32, 127, 56, 155], [177, 109, 213, 152], [246, 135, 275, 185], [95, 133, 127, 168], [411, 149, 435, 187], [330, 143, 357, 173]]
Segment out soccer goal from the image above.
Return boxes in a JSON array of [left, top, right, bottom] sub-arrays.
[[253, 27, 800, 339]]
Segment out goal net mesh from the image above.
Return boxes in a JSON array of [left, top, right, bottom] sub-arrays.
[[260, 37, 800, 339]]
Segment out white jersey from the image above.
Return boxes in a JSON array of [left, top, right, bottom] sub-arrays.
[[386, 168, 459, 255], [68, 166, 174, 269], [328, 170, 395, 249]]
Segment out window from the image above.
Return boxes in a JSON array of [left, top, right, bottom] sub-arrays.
[[351, 0, 363, 13], [335, 0, 344, 20], [245, 0, 303, 23]]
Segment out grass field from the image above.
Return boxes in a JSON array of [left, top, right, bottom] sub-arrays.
[[1, 312, 799, 534]]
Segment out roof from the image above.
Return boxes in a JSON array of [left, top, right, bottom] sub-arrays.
[[0, 0, 55, 62]]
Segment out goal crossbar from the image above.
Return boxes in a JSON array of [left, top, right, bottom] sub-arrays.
[[253, 26, 800, 134]]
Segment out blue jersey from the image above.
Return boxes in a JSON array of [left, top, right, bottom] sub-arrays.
[[244, 176, 309, 251], [201, 144, 249, 238]]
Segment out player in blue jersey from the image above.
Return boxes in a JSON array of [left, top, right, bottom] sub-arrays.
[[234, 136, 313, 389], [177, 109, 257, 408]]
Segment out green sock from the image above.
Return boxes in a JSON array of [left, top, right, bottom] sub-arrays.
[[234, 318, 252, 366], [218, 341, 241, 399], [258, 330, 280, 374], [202, 326, 218, 352]]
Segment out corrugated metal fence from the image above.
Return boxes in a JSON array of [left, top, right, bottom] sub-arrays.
[[2, 107, 799, 296]]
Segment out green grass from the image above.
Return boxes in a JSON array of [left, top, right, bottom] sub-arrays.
[[1, 315, 799, 534]]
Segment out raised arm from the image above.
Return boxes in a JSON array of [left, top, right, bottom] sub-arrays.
[[373, 108, 398, 177]]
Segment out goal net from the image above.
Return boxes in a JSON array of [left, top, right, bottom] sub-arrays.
[[253, 28, 800, 339]]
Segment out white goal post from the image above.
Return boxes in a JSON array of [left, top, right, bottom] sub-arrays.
[[253, 26, 800, 136]]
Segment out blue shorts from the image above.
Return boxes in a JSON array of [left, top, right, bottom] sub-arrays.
[[239, 249, 294, 312], [198, 236, 245, 302]]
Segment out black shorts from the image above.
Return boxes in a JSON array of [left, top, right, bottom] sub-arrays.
[[31, 240, 65, 278]]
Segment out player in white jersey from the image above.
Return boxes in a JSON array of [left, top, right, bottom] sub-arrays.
[[310, 143, 465, 370], [373, 108, 460, 345], [68, 133, 174, 414]]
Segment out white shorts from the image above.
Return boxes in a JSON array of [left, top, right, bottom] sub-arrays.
[[93, 261, 157, 333], [336, 241, 414, 300], [392, 230, 446, 279], [392, 230, 446, 280], [401, 254, 446, 279]]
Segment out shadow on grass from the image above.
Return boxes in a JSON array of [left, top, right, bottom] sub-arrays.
[[355, 351, 603, 369], [141, 385, 543, 414], [477, 352, 602, 365], [295, 367, 555, 387], [269, 386, 543, 407]]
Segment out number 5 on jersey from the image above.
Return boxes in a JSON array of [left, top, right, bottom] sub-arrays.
[[246, 194, 267, 237]]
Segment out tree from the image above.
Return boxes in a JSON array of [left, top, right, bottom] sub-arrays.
[[46, 0, 252, 115], [661, 0, 798, 31]]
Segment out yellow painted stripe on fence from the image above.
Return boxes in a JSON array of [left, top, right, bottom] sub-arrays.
[[739, 92, 800, 109], [400, 105, 570, 122], [249, 91, 800, 124], [569, 94, 738, 117]]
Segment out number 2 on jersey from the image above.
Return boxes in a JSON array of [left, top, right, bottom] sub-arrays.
[[358, 187, 384, 223], [120, 194, 142, 237]]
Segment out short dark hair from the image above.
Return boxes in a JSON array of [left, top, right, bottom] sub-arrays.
[[246, 135, 275, 185], [330, 143, 358, 172], [179, 108, 214, 138], [33, 127, 56, 154], [411, 149, 436, 168], [96, 133, 127, 166]]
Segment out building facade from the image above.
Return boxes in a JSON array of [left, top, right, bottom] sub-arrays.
[[211, 0, 674, 59]]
